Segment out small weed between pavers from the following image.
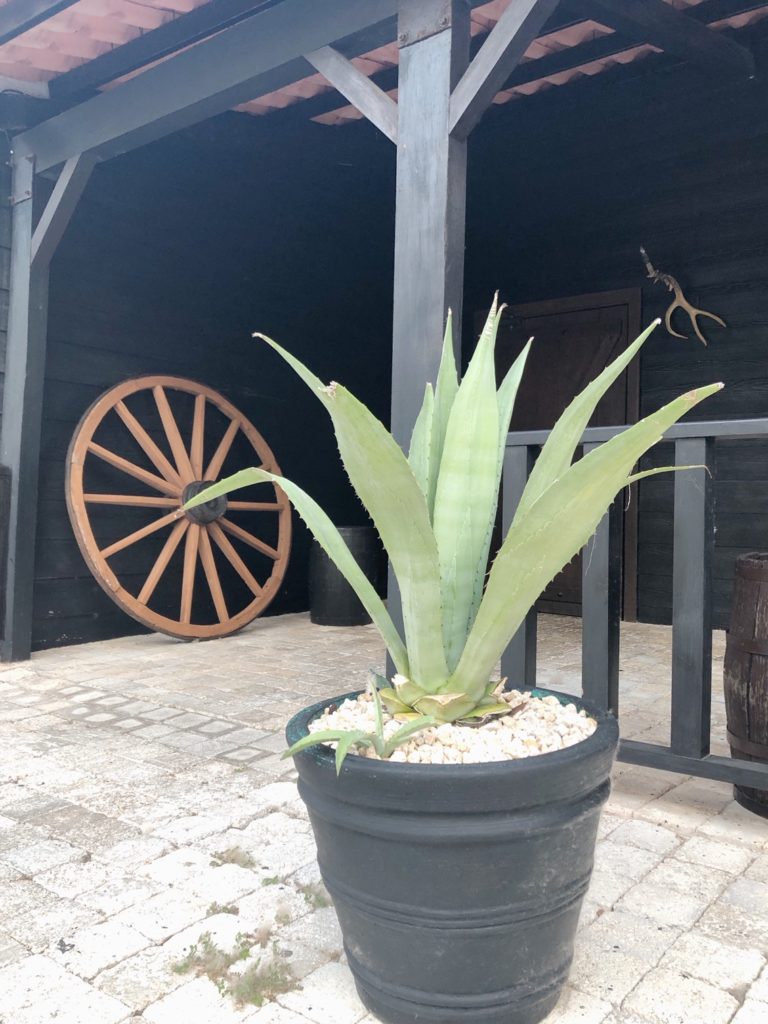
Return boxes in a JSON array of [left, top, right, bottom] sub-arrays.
[[172, 931, 296, 1007], [210, 846, 256, 869], [261, 875, 282, 887], [207, 902, 240, 916], [229, 942, 295, 1008], [298, 881, 331, 910]]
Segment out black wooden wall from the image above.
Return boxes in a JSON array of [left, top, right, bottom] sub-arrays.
[[9, 18, 768, 649], [34, 118, 395, 649], [464, 26, 768, 629]]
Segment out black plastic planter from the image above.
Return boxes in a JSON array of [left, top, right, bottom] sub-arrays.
[[286, 689, 619, 1024]]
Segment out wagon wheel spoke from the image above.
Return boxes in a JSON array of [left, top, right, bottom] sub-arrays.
[[101, 509, 184, 559], [205, 417, 240, 481], [190, 394, 206, 479], [180, 523, 201, 624], [88, 442, 180, 497], [138, 518, 189, 605], [227, 501, 282, 511], [208, 521, 262, 596], [219, 517, 279, 560], [199, 527, 229, 623], [115, 400, 184, 489], [85, 494, 179, 507], [154, 385, 195, 483]]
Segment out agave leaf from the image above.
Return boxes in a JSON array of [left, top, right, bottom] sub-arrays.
[[433, 300, 501, 670], [379, 689, 413, 715], [408, 383, 435, 503], [185, 468, 409, 676], [283, 728, 369, 761], [626, 464, 707, 485], [368, 672, 385, 744], [515, 320, 661, 521], [255, 335, 448, 691], [452, 382, 723, 699], [392, 675, 427, 705], [458, 702, 509, 720], [428, 311, 460, 519], [380, 715, 438, 758], [414, 691, 477, 721], [335, 732, 375, 774], [465, 337, 533, 634]]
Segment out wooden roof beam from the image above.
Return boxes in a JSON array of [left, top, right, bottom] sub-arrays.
[[15, 0, 400, 173], [0, 0, 80, 47], [575, 0, 755, 77]]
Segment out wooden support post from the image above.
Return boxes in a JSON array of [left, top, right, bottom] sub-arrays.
[[500, 444, 537, 688], [1, 151, 94, 660], [670, 437, 714, 756], [386, 0, 469, 667], [391, 0, 469, 447], [581, 442, 622, 714], [1, 156, 47, 661]]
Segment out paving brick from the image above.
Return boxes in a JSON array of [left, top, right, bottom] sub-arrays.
[[732, 1001, 768, 1024], [115, 890, 209, 942], [278, 961, 366, 1024], [48, 918, 149, 979], [623, 967, 739, 1024], [143, 976, 256, 1023], [0, 953, 130, 1022], [664, 930, 765, 991], [94, 945, 186, 1011], [675, 835, 755, 875]]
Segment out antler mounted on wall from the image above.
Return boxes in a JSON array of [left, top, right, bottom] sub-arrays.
[[640, 247, 726, 346]]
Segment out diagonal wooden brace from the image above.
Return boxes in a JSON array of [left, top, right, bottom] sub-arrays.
[[31, 151, 97, 272], [449, 0, 561, 139], [305, 45, 398, 143]]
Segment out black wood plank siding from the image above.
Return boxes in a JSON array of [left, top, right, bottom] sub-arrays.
[[464, 23, 768, 630], [34, 117, 395, 649], [10, 18, 768, 650]]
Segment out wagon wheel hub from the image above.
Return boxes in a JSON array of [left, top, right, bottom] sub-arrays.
[[182, 481, 228, 525]]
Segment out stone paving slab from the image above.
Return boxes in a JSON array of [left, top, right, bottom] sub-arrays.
[[0, 613, 766, 1024]]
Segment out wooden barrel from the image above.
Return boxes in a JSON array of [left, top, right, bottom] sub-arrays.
[[724, 552, 768, 817]]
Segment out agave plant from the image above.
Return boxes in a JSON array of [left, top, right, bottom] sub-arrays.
[[186, 299, 721, 764]]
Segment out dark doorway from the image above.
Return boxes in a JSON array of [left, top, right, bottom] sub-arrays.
[[484, 288, 641, 619]]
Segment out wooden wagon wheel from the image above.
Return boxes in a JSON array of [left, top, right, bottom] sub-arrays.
[[66, 376, 292, 640]]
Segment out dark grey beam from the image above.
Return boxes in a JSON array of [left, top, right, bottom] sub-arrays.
[[501, 445, 537, 688], [31, 153, 96, 271], [449, 0, 560, 139], [0, 0, 78, 46], [391, 0, 470, 446], [671, 437, 714, 758], [507, 417, 768, 446], [619, 739, 768, 788], [305, 46, 398, 142], [16, 0, 399, 173], [386, 0, 470, 674], [500, 0, 765, 95], [49, 0, 278, 100], [581, 475, 622, 716], [577, 0, 754, 77], [0, 157, 49, 661]]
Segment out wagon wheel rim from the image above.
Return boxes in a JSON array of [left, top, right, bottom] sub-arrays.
[[66, 375, 292, 640]]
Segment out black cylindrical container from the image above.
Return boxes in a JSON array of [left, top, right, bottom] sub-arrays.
[[286, 690, 618, 1024], [309, 526, 379, 626]]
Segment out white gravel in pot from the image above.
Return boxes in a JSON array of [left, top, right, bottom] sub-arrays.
[[309, 689, 597, 765]]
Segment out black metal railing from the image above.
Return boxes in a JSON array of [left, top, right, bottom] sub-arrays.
[[502, 419, 768, 790]]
